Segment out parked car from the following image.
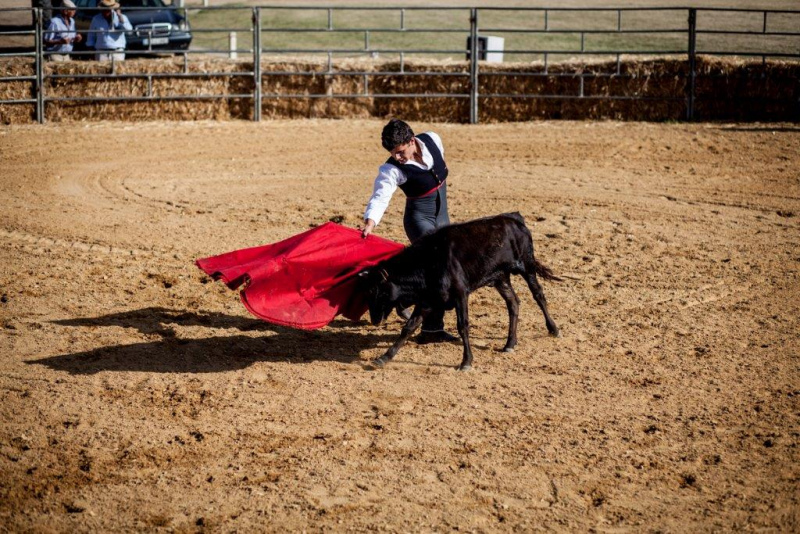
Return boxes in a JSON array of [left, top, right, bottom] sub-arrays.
[[74, 0, 191, 54]]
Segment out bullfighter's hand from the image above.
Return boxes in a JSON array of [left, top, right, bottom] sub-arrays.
[[361, 219, 376, 238]]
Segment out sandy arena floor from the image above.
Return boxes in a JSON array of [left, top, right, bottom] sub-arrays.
[[1, 119, 798, 531]]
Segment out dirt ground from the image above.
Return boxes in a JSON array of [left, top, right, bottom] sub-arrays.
[[0, 119, 798, 532]]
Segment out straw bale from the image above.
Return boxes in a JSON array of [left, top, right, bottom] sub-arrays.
[[481, 73, 580, 98], [228, 73, 253, 120], [261, 58, 330, 73], [476, 95, 681, 123], [307, 71, 371, 119], [365, 58, 686, 121], [259, 61, 373, 119], [0, 80, 33, 101], [260, 62, 330, 119], [0, 57, 36, 77], [691, 56, 799, 120], [368, 61, 469, 121], [0, 98, 35, 125], [375, 96, 469, 123], [590, 59, 686, 98], [373, 62, 470, 96], [0, 58, 36, 103], [473, 58, 685, 121], [1, 55, 797, 123], [0, 58, 37, 124], [40, 57, 253, 121]]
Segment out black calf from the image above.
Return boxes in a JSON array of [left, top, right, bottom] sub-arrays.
[[357, 212, 560, 371]]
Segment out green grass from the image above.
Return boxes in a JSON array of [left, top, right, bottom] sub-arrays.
[[185, 4, 800, 62]]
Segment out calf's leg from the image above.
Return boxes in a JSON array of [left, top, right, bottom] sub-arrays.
[[454, 296, 474, 371], [522, 271, 560, 337], [372, 309, 425, 368], [494, 275, 519, 352]]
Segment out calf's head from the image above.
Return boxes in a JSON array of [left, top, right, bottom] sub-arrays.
[[357, 268, 399, 326]]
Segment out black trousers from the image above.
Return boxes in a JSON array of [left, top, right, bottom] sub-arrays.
[[403, 183, 450, 332]]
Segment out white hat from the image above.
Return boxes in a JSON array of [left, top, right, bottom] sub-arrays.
[[62, 0, 76, 8]]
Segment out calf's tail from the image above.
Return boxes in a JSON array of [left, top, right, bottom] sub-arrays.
[[533, 258, 563, 282], [516, 218, 562, 283]]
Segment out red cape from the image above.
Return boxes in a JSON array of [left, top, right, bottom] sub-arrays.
[[195, 222, 404, 330]]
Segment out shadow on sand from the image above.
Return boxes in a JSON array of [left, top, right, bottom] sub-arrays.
[[28, 307, 393, 375], [712, 125, 800, 133]]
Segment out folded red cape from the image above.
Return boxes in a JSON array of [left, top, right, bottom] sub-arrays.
[[195, 222, 405, 330]]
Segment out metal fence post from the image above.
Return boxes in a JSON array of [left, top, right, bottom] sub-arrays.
[[35, 8, 44, 124], [253, 7, 262, 122], [229, 32, 237, 59], [687, 8, 697, 121], [469, 8, 478, 124]]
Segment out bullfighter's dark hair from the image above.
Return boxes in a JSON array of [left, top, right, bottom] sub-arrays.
[[381, 119, 414, 151]]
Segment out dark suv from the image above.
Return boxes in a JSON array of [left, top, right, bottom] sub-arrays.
[[74, 0, 191, 54]]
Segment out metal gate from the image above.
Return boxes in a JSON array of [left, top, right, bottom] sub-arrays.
[[1, 5, 798, 123]]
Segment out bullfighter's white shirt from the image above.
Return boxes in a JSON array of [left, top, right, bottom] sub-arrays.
[[363, 131, 444, 226]]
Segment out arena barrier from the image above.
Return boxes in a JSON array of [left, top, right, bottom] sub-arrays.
[[1, 5, 799, 124]]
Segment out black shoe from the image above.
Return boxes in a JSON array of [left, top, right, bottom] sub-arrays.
[[415, 331, 459, 345]]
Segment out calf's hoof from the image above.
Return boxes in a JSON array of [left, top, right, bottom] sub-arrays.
[[548, 328, 561, 338], [501, 346, 515, 353], [457, 364, 472, 372], [371, 357, 387, 368]]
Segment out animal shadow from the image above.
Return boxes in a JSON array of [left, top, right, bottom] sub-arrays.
[[30, 307, 391, 375]]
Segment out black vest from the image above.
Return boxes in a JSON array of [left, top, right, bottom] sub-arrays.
[[385, 133, 449, 198]]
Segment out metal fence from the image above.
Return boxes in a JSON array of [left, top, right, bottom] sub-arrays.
[[1, 5, 799, 123]]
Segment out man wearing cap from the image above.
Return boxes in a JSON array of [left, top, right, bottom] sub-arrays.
[[43, 0, 82, 62], [86, 0, 132, 61]]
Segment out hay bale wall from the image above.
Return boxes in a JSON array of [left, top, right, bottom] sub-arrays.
[[1, 55, 797, 124]]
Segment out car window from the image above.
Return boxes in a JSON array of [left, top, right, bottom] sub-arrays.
[[119, 0, 166, 7]]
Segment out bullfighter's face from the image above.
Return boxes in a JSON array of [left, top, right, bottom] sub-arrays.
[[389, 139, 417, 165]]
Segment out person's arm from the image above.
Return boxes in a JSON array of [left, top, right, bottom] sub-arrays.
[[71, 20, 82, 43], [86, 17, 98, 48], [362, 218, 377, 238], [43, 20, 61, 46], [362, 164, 402, 238], [116, 11, 132, 31]]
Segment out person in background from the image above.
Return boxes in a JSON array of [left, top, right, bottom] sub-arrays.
[[32, 0, 53, 30], [43, 0, 82, 62], [86, 0, 132, 61], [361, 118, 458, 345]]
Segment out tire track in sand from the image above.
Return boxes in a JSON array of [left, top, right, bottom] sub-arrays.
[[1, 228, 166, 258]]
